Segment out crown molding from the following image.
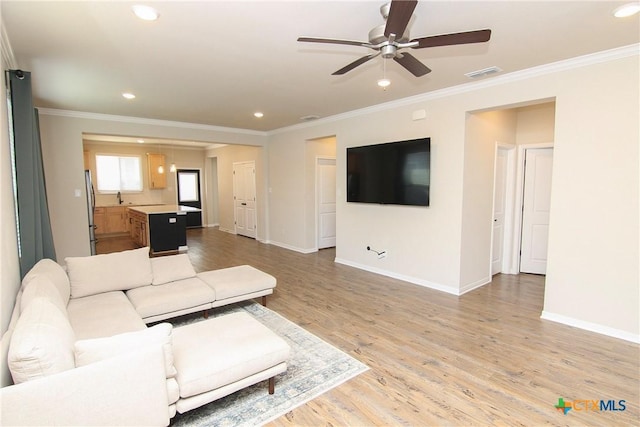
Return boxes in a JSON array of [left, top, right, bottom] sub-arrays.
[[36, 108, 268, 137], [1, 20, 18, 69], [268, 43, 640, 136], [32, 43, 639, 138]]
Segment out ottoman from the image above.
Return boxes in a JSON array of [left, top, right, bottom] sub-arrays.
[[171, 311, 290, 414], [197, 265, 277, 307]]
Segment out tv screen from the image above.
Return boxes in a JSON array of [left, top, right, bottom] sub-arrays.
[[347, 137, 430, 206]]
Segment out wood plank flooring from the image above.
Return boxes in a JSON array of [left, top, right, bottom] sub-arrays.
[[102, 228, 639, 426]]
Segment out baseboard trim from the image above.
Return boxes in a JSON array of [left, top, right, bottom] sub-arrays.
[[459, 276, 491, 295], [334, 258, 459, 295], [266, 240, 316, 254], [541, 311, 640, 344]]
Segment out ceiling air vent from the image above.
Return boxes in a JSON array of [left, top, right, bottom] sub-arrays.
[[465, 66, 502, 79]]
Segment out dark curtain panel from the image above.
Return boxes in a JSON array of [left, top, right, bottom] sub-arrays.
[[6, 70, 56, 277]]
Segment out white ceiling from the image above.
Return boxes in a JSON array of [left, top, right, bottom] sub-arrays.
[[2, 1, 639, 132]]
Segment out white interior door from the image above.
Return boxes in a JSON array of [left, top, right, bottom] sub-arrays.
[[317, 158, 336, 249], [492, 148, 508, 275], [233, 161, 256, 239], [520, 148, 553, 274]]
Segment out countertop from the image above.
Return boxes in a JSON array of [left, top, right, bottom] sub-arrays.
[[127, 205, 201, 215]]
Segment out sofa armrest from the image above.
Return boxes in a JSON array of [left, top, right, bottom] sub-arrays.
[[1, 346, 170, 426]]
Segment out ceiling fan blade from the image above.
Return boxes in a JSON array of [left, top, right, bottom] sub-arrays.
[[332, 53, 380, 75], [297, 37, 370, 48], [412, 29, 492, 49], [393, 52, 431, 77], [384, 0, 417, 38]]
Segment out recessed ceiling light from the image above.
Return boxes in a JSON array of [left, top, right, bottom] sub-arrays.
[[254, 112, 264, 118], [132, 4, 159, 21], [377, 78, 391, 88], [122, 92, 136, 100], [613, 2, 640, 17]]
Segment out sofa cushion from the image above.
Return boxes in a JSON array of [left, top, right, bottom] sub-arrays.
[[151, 254, 197, 285], [20, 275, 68, 316], [197, 265, 276, 300], [67, 291, 146, 340], [21, 258, 70, 305], [126, 278, 216, 319], [75, 323, 177, 378], [66, 247, 153, 298], [8, 297, 76, 384], [171, 312, 290, 398]]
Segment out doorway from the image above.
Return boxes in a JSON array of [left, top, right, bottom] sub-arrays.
[[317, 157, 336, 249], [491, 144, 516, 275], [233, 161, 257, 239], [176, 169, 203, 228]]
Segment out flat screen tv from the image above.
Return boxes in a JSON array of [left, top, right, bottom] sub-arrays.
[[347, 137, 430, 206]]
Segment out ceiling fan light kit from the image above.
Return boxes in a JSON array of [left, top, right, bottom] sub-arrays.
[[297, 0, 492, 80]]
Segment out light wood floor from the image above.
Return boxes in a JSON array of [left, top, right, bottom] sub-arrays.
[[102, 228, 639, 426]]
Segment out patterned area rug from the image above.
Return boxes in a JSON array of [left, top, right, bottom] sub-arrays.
[[167, 301, 369, 427]]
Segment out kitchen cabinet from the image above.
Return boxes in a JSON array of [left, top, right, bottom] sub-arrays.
[[94, 207, 106, 235], [128, 205, 199, 254], [147, 153, 167, 189], [106, 206, 127, 234], [128, 208, 148, 247], [95, 206, 127, 236]]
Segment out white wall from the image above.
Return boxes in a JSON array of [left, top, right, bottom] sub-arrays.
[[542, 56, 639, 341], [267, 49, 639, 340], [37, 111, 267, 261]]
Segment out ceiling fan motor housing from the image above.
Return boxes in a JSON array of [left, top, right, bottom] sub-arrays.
[[380, 44, 397, 58]]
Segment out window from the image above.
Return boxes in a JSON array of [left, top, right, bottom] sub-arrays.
[[95, 154, 143, 192]]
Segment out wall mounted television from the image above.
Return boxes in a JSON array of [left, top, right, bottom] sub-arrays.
[[347, 137, 430, 207]]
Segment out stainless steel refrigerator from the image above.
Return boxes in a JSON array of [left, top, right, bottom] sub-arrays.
[[85, 170, 97, 255]]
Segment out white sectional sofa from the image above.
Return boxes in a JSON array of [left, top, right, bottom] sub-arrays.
[[0, 247, 290, 426]]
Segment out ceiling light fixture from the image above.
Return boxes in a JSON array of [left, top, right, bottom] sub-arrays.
[[377, 58, 391, 89], [254, 112, 264, 118], [137, 139, 145, 143], [613, 2, 640, 17], [170, 145, 176, 173], [132, 4, 159, 21], [122, 92, 136, 100]]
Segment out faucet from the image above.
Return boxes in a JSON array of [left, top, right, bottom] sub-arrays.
[[116, 191, 123, 205]]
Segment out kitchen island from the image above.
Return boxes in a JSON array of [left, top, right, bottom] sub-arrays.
[[127, 205, 201, 254]]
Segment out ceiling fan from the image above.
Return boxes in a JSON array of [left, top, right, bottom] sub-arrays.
[[297, 0, 491, 77]]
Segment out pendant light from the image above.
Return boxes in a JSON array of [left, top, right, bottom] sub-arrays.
[[157, 145, 164, 174], [170, 145, 177, 173]]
